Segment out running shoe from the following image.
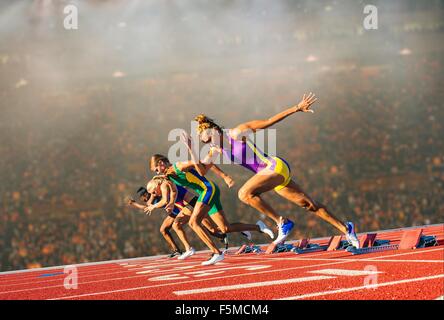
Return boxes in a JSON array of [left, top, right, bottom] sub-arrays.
[[241, 231, 252, 241], [273, 218, 295, 244], [177, 247, 195, 260], [256, 220, 274, 239], [345, 221, 360, 249], [168, 250, 182, 258], [201, 252, 224, 266]]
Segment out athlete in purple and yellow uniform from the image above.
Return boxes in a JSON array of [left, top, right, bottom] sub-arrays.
[[221, 134, 292, 192], [185, 92, 360, 248]]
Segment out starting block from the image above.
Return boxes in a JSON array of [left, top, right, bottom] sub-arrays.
[[398, 228, 423, 249], [235, 244, 248, 255], [327, 235, 343, 251], [291, 243, 329, 254], [265, 242, 292, 254], [265, 238, 310, 254], [359, 233, 377, 248], [235, 244, 262, 254], [347, 228, 436, 255]]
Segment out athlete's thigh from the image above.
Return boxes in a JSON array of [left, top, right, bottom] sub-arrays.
[[191, 201, 210, 221], [275, 179, 316, 206], [240, 169, 285, 195], [208, 211, 229, 231], [182, 207, 193, 216], [175, 212, 190, 225], [201, 215, 218, 230], [161, 215, 176, 230]]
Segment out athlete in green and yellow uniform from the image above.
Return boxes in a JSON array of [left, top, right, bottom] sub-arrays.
[[150, 154, 274, 266]]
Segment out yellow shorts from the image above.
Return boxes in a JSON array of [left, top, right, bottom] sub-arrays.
[[266, 156, 292, 191]]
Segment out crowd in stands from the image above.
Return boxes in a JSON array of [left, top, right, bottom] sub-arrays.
[[1, 1, 443, 272]]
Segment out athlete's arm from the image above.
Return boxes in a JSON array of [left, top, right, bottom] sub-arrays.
[[177, 131, 210, 176], [165, 181, 177, 213], [146, 182, 171, 213], [231, 93, 317, 138], [127, 199, 148, 211], [210, 165, 235, 188]]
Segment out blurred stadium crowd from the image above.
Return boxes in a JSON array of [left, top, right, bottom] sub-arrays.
[[1, 0, 443, 271]]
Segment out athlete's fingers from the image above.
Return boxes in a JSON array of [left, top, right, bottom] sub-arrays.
[[308, 97, 317, 105], [303, 94, 306, 101]]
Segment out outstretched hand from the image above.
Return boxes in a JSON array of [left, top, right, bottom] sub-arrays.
[[224, 175, 235, 188], [143, 205, 153, 216], [295, 92, 317, 113]]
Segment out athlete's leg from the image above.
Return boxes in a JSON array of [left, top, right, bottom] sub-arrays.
[[238, 170, 287, 225], [201, 216, 225, 239], [160, 216, 181, 251], [209, 211, 261, 233], [172, 211, 192, 251], [276, 179, 347, 234], [188, 202, 221, 254]]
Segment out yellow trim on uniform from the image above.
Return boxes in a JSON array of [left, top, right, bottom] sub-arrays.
[[245, 140, 273, 167], [269, 156, 292, 191], [245, 140, 291, 191], [185, 171, 216, 204]]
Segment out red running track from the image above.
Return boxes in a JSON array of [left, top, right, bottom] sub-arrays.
[[0, 224, 443, 300]]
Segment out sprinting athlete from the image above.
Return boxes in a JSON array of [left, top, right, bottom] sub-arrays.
[[145, 178, 232, 260], [150, 154, 274, 265], [129, 184, 229, 259], [127, 186, 182, 258], [186, 92, 360, 248]]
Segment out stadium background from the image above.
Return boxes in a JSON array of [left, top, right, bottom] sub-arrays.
[[0, 0, 443, 271]]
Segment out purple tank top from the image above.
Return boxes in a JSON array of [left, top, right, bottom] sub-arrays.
[[221, 134, 276, 173]]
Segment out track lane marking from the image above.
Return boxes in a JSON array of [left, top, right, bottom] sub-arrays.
[[308, 269, 382, 276], [276, 274, 444, 300], [173, 276, 335, 296]]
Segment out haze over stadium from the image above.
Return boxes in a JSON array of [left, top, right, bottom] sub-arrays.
[[0, 0, 443, 272]]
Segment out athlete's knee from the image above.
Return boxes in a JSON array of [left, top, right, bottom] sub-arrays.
[[188, 217, 199, 230], [303, 199, 323, 212], [160, 225, 171, 235], [218, 224, 229, 234], [238, 188, 254, 204], [172, 221, 181, 232]]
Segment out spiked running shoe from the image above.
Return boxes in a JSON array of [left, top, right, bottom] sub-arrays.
[[201, 252, 224, 265], [177, 247, 195, 260], [168, 250, 182, 258], [345, 221, 360, 249], [273, 218, 295, 244], [256, 220, 274, 239]]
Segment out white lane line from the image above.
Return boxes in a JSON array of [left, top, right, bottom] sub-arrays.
[[139, 264, 270, 276], [232, 246, 444, 263], [436, 295, 444, 300], [366, 247, 444, 260], [173, 276, 335, 296], [232, 256, 443, 263], [276, 274, 444, 300], [308, 269, 382, 276]]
